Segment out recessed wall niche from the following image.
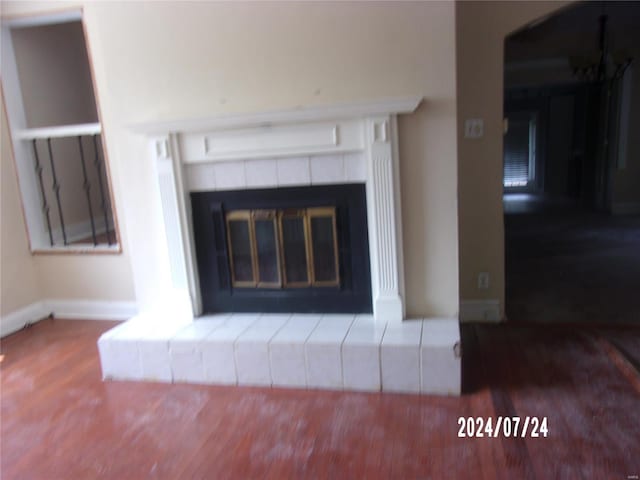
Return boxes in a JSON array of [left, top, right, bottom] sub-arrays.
[[2, 14, 119, 250], [11, 21, 98, 128]]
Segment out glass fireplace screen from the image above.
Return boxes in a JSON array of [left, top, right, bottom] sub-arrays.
[[225, 207, 340, 289]]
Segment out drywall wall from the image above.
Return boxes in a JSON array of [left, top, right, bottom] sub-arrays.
[[2, 1, 459, 317], [456, 0, 571, 317], [1, 93, 42, 316], [11, 21, 97, 128]]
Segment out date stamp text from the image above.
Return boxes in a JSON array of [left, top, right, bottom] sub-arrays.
[[457, 416, 549, 438]]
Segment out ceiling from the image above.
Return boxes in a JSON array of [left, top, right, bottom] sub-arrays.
[[505, 1, 640, 64]]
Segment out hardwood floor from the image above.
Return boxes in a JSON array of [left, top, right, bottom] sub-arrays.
[[504, 197, 640, 325], [1, 319, 639, 479]]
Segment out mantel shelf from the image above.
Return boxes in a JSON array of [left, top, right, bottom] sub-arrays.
[[130, 96, 423, 136]]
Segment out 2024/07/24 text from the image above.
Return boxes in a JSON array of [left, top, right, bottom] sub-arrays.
[[457, 416, 549, 438]]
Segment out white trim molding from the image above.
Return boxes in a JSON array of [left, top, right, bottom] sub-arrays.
[[135, 97, 422, 323], [1, 299, 137, 338], [45, 300, 138, 321], [365, 116, 405, 320], [182, 119, 364, 163], [460, 300, 502, 323], [15, 122, 101, 141], [0, 302, 49, 338], [1, 10, 82, 29], [132, 96, 422, 136]]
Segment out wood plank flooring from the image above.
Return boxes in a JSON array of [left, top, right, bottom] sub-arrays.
[[504, 206, 640, 325], [1, 319, 639, 479]]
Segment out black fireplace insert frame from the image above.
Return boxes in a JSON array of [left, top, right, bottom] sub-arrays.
[[191, 184, 372, 314]]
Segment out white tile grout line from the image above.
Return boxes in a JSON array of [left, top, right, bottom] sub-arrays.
[[264, 313, 293, 386], [266, 314, 323, 389], [167, 316, 231, 382], [375, 321, 389, 393], [300, 316, 323, 388], [303, 313, 327, 390], [337, 315, 357, 390], [230, 313, 266, 386]]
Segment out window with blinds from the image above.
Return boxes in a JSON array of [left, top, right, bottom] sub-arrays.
[[504, 115, 536, 188]]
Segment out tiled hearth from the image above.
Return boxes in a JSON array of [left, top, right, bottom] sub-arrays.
[[98, 315, 460, 395]]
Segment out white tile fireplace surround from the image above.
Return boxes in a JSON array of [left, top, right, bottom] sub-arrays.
[[98, 97, 461, 395]]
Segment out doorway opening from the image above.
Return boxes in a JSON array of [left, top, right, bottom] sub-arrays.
[[503, 1, 640, 325]]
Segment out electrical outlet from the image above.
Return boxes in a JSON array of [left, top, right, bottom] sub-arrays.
[[478, 272, 490, 290], [464, 118, 484, 139]]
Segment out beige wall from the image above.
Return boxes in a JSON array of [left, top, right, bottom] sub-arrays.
[[11, 21, 97, 128], [2, 1, 460, 317], [456, 1, 571, 314], [1, 94, 42, 316]]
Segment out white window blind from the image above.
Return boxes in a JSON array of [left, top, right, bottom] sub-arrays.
[[504, 117, 535, 188]]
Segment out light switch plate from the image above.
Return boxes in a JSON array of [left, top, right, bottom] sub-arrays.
[[465, 119, 484, 139], [478, 272, 490, 290]]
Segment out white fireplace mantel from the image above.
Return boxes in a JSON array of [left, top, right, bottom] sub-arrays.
[[133, 96, 422, 323], [131, 97, 422, 136]]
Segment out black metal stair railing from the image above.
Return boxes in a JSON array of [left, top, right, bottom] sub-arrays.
[[77, 136, 97, 246], [46, 137, 68, 246], [31, 139, 54, 246], [93, 135, 114, 246], [31, 134, 114, 247]]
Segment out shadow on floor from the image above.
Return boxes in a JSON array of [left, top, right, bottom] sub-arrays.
[[504, 193, 640, 325], [461, 323, 640, 396]]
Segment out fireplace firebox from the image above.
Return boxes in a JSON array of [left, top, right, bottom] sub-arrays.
[[191, 184, 372, 314]]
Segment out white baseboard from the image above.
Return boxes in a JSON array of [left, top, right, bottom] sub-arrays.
[[1, 299, 137, 337], [460, 299, 502, 323], [611, 202, 640, 215], [1, 302, 49, 337], [45, 299, 137, 321]]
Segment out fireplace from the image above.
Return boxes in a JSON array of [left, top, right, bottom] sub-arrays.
[[191, 184, 372, 314], [130, 97, 424, 323], [98, 97, 462, 396]]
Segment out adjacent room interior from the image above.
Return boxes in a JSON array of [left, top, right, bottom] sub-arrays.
[[1, 1, 638, 478], [503, 1, 640, 326]]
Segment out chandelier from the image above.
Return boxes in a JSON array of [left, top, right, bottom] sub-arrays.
[[569, 12, 633, 82]]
